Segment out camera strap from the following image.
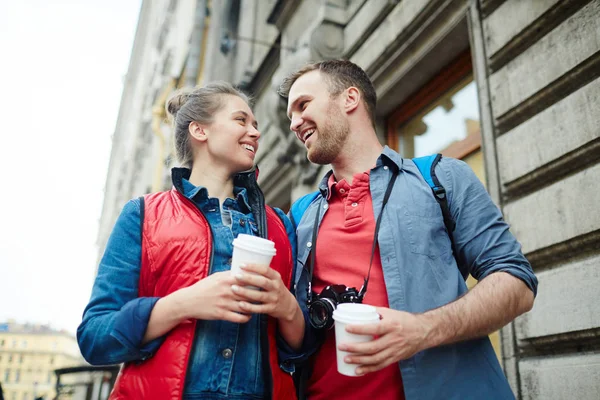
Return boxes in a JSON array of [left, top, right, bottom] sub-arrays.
[[307, 165, 398, 304]]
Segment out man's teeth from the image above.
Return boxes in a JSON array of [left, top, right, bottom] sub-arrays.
[[242, 144, 255, 152], [303, 129, 315, 141]]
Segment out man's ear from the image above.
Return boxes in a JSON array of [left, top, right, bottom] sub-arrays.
[[344, 86, 361, 114], [189, 121, 208, 142]]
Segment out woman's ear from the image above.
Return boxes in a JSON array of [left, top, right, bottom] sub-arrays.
[[344, 86, 361, 113], [189, 121, 208, 142]]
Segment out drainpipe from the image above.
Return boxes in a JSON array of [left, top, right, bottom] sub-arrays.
[[185, 0, 207, 87], [151, 78, 176, 192]]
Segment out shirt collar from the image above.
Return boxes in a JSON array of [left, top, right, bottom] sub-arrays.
[[180, 177, 252, 213], [318, 146, 403, 198]]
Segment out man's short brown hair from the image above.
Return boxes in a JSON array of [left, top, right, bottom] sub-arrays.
[[279, 60, 377, 126]]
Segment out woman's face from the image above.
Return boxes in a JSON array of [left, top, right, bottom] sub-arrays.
[[201, 95, 260, 174]]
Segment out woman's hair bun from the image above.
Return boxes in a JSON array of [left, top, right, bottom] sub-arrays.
[[166, 89, 192, 118]]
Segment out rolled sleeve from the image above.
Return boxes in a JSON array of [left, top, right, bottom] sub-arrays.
[[111, 297, 164, 360], [437, 158, 538, 296]]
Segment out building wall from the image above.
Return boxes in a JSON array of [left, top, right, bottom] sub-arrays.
[[98, 0, 599, 398], [0, 321, 84, 400], [470, 0, 600, 398]]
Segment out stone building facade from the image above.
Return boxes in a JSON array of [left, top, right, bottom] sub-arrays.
[[98, 0, 600, 398], [0, 321, 84, 400]]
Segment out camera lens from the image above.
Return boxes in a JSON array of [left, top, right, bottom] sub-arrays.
[[309, 298, 336, 330]]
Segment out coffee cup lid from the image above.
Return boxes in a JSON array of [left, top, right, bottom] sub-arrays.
[[332, 303, 380, 324], [233, 234, 276, 255], [234, 234, 275, 248]]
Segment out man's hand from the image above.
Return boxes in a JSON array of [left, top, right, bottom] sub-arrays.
[[338, 307, 431, 375]]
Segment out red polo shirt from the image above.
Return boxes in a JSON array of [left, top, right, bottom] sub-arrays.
[[307, 171, 405, 400]]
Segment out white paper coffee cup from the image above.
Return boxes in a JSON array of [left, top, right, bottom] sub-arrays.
[[231, 234, 276, 290], [332, 303, 380, 377]]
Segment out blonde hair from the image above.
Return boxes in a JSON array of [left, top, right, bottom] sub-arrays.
[[166, 81, 249, 168]]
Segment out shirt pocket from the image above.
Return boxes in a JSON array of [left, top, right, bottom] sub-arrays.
[[395, 203, 452, 258]]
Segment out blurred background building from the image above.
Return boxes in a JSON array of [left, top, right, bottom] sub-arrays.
[[96, 0, 600, 399], [0, 321, 84, 400]]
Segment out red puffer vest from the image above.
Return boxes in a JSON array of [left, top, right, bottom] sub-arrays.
[[109, 188, 297, 400]]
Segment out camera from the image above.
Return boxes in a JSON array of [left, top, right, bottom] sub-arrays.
[[308, 284, 362, 330]]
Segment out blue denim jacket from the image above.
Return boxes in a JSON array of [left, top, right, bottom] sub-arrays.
[[77, 178, 297, 399], [290, 147, 538, 400]]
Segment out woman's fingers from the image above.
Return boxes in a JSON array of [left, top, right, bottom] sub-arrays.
[[220, 310, 252, 324]]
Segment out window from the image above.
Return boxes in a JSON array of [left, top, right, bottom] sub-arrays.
[[387, 50, 482, 165], [1, 339, 5, 346], [19, 354, 24, 363], [4, 369, 10, 382], [220, 0, 241, 55], [49, 356, 54, 365], [8, 354, 13, 363], [15, 369, 20, 382], [47, 371, 53, 383], [21, 340, 27, 349]]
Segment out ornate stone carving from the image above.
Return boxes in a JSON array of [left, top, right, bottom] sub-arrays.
[[264, 45, 323, 187], [310, 22, 345, 60]]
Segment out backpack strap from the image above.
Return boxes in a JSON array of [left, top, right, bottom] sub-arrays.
[[413, 154, 457, 250], [289, 191, 320, 229]]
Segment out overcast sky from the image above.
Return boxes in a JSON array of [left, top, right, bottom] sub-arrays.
[[0, 1, 141, 335]]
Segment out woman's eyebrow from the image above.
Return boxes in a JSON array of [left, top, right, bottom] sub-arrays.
[[233, 110, 258, 129]]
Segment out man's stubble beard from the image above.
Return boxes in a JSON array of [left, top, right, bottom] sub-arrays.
[[307, 102, 350, 165]]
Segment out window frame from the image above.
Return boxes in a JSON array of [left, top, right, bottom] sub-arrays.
[[386, 49, 480, 160]]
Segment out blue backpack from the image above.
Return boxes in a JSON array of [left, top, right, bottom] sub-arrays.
[[289, 154, 456, 249]]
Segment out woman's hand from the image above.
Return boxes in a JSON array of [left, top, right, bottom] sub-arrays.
[[232, 264, 305, 350], [231, 264, 296, 320], [176, 271, 252, 324]]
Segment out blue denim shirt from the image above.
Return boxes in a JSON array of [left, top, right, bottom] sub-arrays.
[[288, 147, 538, 400], [77, 178, 296, 399]]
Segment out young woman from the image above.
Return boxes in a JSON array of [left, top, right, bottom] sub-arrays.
[[77, 82, 304, 400]]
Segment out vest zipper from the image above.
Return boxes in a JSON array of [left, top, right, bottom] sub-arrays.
[[174, 192, 215, 399], [250, 182, 274, 399]]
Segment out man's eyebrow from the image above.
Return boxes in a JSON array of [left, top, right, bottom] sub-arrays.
[[234, 110, 258, 129]]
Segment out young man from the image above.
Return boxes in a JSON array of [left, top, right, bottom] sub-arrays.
[[279, 60, 537, 400]]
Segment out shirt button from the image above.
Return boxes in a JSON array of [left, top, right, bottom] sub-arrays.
[[307, 242, 312, 248], [239, 219, 246, 227], [323, 204, 328, 210], [222, 348, 233, 359], [339, 189, 345, 194], [384, 166, 389, 170], [351, 202, 358, 207], [227, 258, 232, 265]]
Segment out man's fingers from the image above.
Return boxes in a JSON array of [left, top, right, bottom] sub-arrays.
[[356, 362, 389, 376], [346, 321, 387, 336], [344, 345, 392, 366], [339, 336, 385, 355]]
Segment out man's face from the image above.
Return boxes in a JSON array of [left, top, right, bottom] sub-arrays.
[[287, 71, 350, 165]]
